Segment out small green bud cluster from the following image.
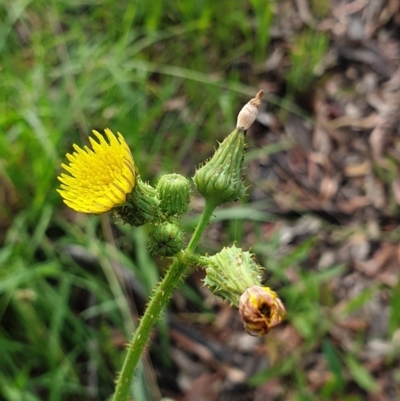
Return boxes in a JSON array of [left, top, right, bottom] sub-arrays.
[[147, 174, 190, 256], [116, 174, 190, 257]]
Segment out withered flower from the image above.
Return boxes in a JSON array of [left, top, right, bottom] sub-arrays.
[[239, 285, 286, 336]]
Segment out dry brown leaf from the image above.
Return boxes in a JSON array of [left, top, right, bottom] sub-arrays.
[[343, 160, 372, 177]]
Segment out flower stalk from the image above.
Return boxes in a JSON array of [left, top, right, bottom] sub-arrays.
[[111, 198, 218, 401], [56, 91, 286, 401]]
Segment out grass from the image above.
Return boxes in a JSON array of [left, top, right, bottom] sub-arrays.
[[1, 1, 394, 400], [286, 29, 329, 95]]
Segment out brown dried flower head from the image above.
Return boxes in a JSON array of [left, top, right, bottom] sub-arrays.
[[239, 285, 286, 336], [236, 90, 263, 131]]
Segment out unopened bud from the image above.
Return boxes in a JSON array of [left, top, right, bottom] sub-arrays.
[[239, 286, 286, 336], [203, 245, 262, 306], [156, 173, 191, 217], [148, 220, 184, 256], [194, 129, 245, 206], [236, 90, 263, 131]]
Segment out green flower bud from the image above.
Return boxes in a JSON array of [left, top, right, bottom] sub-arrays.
[[194, 128, 246, 206], [203, 245, 262, 306], [193, 92, 262, 206], [148, 220, 184, 256], [116, 178, 161, 226], [156, 173, 191, 216]]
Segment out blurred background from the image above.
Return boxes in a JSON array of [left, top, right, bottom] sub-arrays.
[[1, 0, 400, 400]]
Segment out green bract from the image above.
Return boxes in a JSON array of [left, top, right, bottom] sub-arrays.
[[118, 179, 161, 226], [203, 245, 262, 307]]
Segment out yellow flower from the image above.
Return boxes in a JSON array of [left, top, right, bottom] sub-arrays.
[[57, 128, 136, 214]]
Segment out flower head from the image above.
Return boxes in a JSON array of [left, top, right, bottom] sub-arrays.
[[239, 286, 286, 336], [57, 128, 136, 214]]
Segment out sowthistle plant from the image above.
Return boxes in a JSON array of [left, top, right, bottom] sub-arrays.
[[57, 91, 286, 401]]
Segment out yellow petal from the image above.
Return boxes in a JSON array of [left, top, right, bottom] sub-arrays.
[[57, 129, 137, 214]]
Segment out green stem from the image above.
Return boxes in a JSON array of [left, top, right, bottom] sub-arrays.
[[111, 199, 217, 401], [186, 199, 217, 252]]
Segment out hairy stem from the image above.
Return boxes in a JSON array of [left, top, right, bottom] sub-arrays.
[[112, 199, 217, 401]]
